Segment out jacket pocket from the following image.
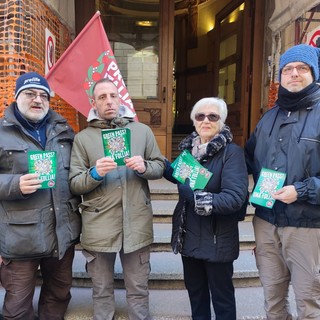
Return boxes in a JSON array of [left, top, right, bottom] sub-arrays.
[[79, 196, 122, 247], [2, 144, 29, 174], [0, 207, 54, 259]]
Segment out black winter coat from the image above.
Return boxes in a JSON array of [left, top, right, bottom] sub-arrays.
[[245, 88, 320, 228], [165, 137, 248, 263]]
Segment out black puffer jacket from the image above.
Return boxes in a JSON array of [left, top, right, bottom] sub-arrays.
[[245, 88, 320, 228], [165, 133, 248, 263]]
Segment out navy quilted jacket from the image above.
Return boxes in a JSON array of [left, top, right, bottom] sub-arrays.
[[245, 88, 320, 228], [164, 136, 248, 263]]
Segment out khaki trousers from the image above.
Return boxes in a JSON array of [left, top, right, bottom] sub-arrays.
[[253, 216, 320, 320], [84, 246, 151, 320]]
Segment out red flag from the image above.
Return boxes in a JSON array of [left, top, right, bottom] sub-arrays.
[[46, 11, 136, 119]]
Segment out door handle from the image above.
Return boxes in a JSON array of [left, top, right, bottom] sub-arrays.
[[162, 86, 166, 103]]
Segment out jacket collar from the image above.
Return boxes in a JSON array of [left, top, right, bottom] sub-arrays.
[[87, 105, 136, 122]]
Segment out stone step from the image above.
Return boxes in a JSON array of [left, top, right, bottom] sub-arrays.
[[151, 199, 255, 223], [151, 221, 255, 252], [149, 178, 179, 200], [149, 178, 255, 221], [76, 220, 255, 254], [0, 285, 298, 319], [67, 249, 259, 289], [149, 177, 254, 197], [152, 200, 178, 223]]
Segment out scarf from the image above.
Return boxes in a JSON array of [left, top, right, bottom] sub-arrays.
[[276, 82, 319, 111], [179, 125, 233, 162]]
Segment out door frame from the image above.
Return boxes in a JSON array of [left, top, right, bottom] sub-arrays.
[[132, 0, 174, 159], [211, 0, 251, 146], [209, 0, 264, 145]]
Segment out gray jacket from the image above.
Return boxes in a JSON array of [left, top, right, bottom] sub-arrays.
[[0, 103, 81, 260]]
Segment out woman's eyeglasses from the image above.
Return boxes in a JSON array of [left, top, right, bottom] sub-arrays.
[[194, 113, 220, 122]]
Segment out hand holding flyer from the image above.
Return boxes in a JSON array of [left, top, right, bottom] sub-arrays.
[[101, 128, 131, 165], [250, 168, 286, 208], [171, 150, 212, 190], [28, 151, 57, 189]]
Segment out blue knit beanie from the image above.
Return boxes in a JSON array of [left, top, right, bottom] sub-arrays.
[[15, 72, 51, 100], [279, 44, 320, 82]]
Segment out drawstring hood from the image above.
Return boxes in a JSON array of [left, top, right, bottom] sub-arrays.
[[297, 110, 311, 143], [87, 105, 134, 129], [268, 108, 280, 138]]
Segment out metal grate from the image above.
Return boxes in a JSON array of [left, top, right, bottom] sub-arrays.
[[0, 0, 79, 131]]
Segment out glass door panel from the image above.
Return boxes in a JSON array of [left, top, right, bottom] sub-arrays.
[[103, 1, 160, 100], [217, 2, 244, 133]]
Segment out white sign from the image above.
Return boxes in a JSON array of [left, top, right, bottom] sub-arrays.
[[45, 28, 56, 75], [306, 25, 320, 47]]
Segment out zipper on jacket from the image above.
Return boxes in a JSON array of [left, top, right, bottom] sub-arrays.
[[299, 137, 320, 144], [36, 129, 42, 145], [211, 218, 217, 244]]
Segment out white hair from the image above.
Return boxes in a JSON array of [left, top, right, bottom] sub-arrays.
[[190, 97, 228, 130]]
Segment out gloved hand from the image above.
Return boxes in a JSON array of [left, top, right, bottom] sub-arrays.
[[178, 178, 194, 203], [163, 158, 177, 184], [194, 190, 213, 216]]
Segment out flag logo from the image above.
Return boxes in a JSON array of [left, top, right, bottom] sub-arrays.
[[46, 11, 136, 119]]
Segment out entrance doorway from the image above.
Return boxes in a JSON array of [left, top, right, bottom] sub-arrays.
[[75, 0, 264, 157]]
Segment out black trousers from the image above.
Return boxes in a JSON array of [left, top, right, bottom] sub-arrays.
[[182, 256, 236, 320]]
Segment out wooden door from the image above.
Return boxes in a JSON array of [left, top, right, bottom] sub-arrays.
[[102, 0, 174, 158], [211, 0, 253, 146]]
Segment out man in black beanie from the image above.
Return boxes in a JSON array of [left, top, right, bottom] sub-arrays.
[[245, 43, 320, 319], [0, 72, 81, 319]]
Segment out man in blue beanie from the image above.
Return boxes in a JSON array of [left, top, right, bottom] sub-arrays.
[[0, 72, 81, 319], [245, 43, 320, 319]]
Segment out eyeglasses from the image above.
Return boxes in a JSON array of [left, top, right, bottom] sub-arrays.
[[282, 64, 311, 75], [194, 113, 220, 122], [23, 91, 49, 102]]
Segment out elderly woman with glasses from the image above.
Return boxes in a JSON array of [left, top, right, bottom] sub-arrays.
[[164, 97, 248, 320]]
